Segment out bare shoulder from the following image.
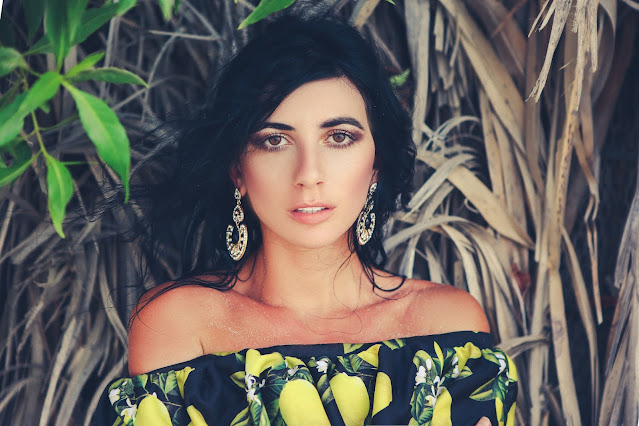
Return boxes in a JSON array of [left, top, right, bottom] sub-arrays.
[[128, 281, 230, 375], [403, 279, 491, 335]]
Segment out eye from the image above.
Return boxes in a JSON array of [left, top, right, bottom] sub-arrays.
[[331, 133, 347, 143], [328, 131, 356, 145], [262, 134, 287, 149]]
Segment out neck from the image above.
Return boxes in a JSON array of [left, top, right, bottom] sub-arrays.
[[238, 234, 369, 317]]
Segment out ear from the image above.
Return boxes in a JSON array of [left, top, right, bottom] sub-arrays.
[[229, 163, 246, 196], [371, 169, 379, 185]]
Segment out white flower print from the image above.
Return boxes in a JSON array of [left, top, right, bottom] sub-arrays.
[[425, 358, 432, 370], [245, 374, 257, 388], [108, 388, 120, 405], [287, 366, 299, 376], [495, 353, 507, 374], [415, 365, 427, 385], [452, 365, 460, 378], [121, 405, 137, 421], [316, 360, 328, 374], [425, 395, 437, 406]]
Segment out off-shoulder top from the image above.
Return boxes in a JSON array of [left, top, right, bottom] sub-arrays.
[[96, 331, 517, 425]]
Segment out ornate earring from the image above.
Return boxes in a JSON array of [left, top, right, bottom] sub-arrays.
[[226, 189, 248, 261], [357, 183, 377, 246]]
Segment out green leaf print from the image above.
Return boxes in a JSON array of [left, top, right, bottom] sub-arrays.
[[230, 407, 250, 426], [457, 366, 473, 380], [470, 378, 496, 401], [164, 373, 178, 396], [418, 406, 434, 424], [337, 355, 362, 373], [321, 386, 334, 405], [132, 374, 148, 390], [343, 343, 364, 354], [266, 399, 280, 420], [493, 379, 507, 402], [122, 379, 134, 396], [481, 348, 500, 365], [231, 371, 246, 388], [411, 385, 423, 419], [382, 339, 405, 350], [150, 373, 168, 398]]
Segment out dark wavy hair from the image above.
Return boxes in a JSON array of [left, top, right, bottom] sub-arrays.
[[135, 14, 415, 296]]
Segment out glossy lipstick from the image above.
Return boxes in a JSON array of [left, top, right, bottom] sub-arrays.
[[289, 203, 335, 225]]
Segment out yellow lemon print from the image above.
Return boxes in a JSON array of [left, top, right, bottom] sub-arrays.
[[186, 405, 208, 426], [495, 397, 504, 426], [507, 355, 518, 381], [245, 349, 284, 377], [330, 373, 370, 426], [176, 367, 195, 398], [372, 372, 392, 416], [279, 379, 331, 426], [453, 342, 482, 371], [285, 356, 306, 368], [135, 394, 172, 426], [430, 388, 452, 426], [357, 344, 381, 367], [506, 402, 516, 426]]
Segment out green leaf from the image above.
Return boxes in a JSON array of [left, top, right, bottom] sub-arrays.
[[343, 343, 364, 354], [164, 374, 178, 396], [45, 155, 74, 238], [230, 371, 246, 388], [385, 0, 396, 4], [122, 379, 134, 395], [132, 374, 148, 390], [417, 406, 433, 424], [0, 93, 27, 147], [65, 84, 130, 201], [230, 407, 250, 426], [73, 0, 136, 46], [349, 355, 363, 373], [321, 386, 334, 405], [156, 0, 176, 21], [44, 2, 70, 67], [0, 16, 16, 47], [0, 142, 32, 187], [66, 51, 105, 78], [0, 48, 27, 77], [382, 339, 405, 350], [470, 378, 496, 401], [21, 0, 46, 42], [390, 69, 410, 89], [25, 36, 52, 55], [17, 72, 62, 117], [237, 0, 296, 30], [68, 67, 148, 86]]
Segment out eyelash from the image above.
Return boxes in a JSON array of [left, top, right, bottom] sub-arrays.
[[256, 130, 360, 152]]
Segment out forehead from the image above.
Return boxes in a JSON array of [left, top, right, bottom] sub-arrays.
[[266, 78, 369, 127]]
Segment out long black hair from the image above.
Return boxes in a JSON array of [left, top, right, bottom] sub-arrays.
[[131, 13, 415, 299]]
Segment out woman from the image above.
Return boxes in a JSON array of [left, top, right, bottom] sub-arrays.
[[99, 14, 517, 426]]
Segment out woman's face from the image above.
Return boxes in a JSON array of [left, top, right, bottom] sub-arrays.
[[236, 77, 377, 251]]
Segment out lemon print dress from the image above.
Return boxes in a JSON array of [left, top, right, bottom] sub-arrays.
[[97, 331, 517, 426]]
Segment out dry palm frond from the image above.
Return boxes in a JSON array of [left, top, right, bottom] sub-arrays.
[[0, 0, 636, 424]]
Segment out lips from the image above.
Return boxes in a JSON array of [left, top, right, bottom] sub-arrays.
[[295, 207, 328, 213], [289, 203, 335, 224]]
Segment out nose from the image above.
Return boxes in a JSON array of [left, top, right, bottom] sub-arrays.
[[293, 144, 324, 188]]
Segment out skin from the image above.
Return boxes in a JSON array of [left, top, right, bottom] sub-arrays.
[[128, 77, 491, 384]]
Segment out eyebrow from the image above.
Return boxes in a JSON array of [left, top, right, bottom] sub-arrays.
[[256, 116, 365, 132]]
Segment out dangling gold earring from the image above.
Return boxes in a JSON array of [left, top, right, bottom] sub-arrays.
[[357, 183, 377, 246], [226, 188, 248, 261]]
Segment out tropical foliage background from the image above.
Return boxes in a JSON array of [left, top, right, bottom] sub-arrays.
[[0, 0, 637, 424]]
